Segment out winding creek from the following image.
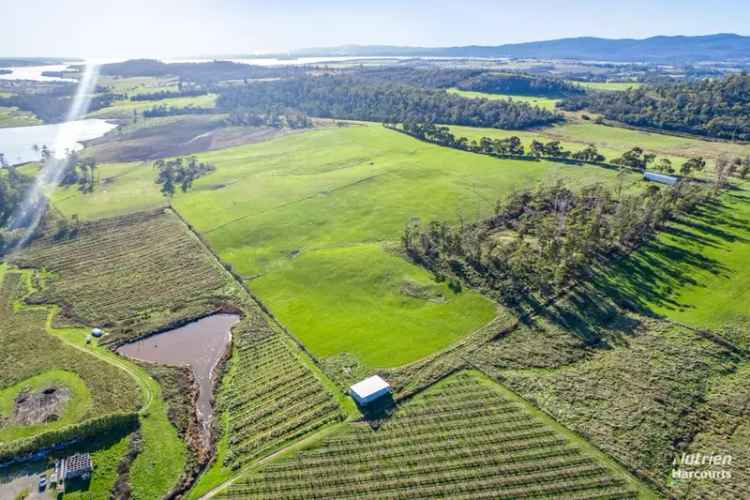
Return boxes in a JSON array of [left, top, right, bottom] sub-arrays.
[[117, 314, 240, 438]]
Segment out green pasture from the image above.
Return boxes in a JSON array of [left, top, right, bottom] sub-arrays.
[[450, 121, 749, 170], [447, 88, 560, 110], [0, 106, 41, 127], [600, 183, 750, 348], [570, 80, 642, 91], [53, 124, 641, 368], [54, 162, 167, 220], [88, 93, 217, 119], [98, 75, 180, 96]]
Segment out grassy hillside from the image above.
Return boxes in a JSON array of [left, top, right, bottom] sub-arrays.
[[88, 94, 217, 119], [0, 105, 41, 127], [600, 185, 750, 347], [501, 317, 742, 495], [51, 124, 640, 368], [450, 121, 749, 170], [570, 81, 642, 91]]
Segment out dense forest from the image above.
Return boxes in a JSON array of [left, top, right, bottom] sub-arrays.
[[560, 73, 750, 140], [403, 180, 712, 306], [455, 73, 585, 97], [354, 67, 584, 97], [217, 76, 562, 129]]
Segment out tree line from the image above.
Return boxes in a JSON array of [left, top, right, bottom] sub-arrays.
[[217, 76, 563, 129], [402, 180, 713, 307], [391, 122, 731, 181], [559, 73, 750, 140], [142, 104, 214, 118], [130, 88, 208, 101]]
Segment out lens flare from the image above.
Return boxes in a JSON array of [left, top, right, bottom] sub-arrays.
[[8, 62, 101, 250]]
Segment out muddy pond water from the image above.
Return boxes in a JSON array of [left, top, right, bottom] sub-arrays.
[[117, 313, 240, 436]]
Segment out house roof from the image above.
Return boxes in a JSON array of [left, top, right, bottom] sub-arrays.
[[350, 375, 390, 399]]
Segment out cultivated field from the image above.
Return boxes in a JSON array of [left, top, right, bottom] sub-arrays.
[[0, 270, 140, 447], [11, 209, 244, 345], [191, 311, 347, 497], [221, 317, 345, 469], [220, 371, 647, 499], [500, 317, 743, 496]]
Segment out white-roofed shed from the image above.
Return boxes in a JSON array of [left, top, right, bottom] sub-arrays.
[[350, 375, 391, 406]]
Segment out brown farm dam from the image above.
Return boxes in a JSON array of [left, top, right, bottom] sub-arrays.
[[117, 313, 240, 434]]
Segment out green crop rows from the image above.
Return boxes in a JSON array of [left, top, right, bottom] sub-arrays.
[[11, 210, 242, 345], [221, 316, 345, 470], [220, 372, 636, 499]]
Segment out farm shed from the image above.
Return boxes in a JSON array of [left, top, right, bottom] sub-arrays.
[[350, 375, 391, 406], [644, 171, 679, 185], [55, 453, 93, 482]]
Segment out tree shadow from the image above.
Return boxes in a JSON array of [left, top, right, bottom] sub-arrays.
[[357, 394, 397, 429]]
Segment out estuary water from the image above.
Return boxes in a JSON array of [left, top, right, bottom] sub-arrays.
[[0, 119, 117, 165]]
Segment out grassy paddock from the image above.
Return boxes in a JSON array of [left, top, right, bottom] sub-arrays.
[[0, 106, 41, 127], [447, 88, 560, 110], [601, 185, 750, 347], [569, 81, 643, 91], [450, 121, 749, 172], [88, 94, 217, 119], [47, 124, 641, 368]]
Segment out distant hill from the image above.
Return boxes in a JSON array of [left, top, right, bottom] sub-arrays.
[[291, 34, 750, 63]]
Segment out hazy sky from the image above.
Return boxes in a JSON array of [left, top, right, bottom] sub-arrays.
[[4, 0, 749, 58]]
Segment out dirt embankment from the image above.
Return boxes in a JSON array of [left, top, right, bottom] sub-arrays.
[[12, 386, 71, 425]]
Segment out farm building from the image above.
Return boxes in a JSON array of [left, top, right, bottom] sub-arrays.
[[55, 453, 93, 482], [644, 171, 679, 185], [350, 375, 391, 406]]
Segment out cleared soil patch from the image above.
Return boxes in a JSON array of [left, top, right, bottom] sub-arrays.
[[13, 386, 72, 425], [118, 313, 239, 438], [84, 115, 293, 162]]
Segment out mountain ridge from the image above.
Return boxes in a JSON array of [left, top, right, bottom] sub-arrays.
[[288, 34, 750, 62]]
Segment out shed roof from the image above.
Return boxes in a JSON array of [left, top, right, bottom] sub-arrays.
[[644, 171, 678, 185], [350, 375, 390, 399]]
